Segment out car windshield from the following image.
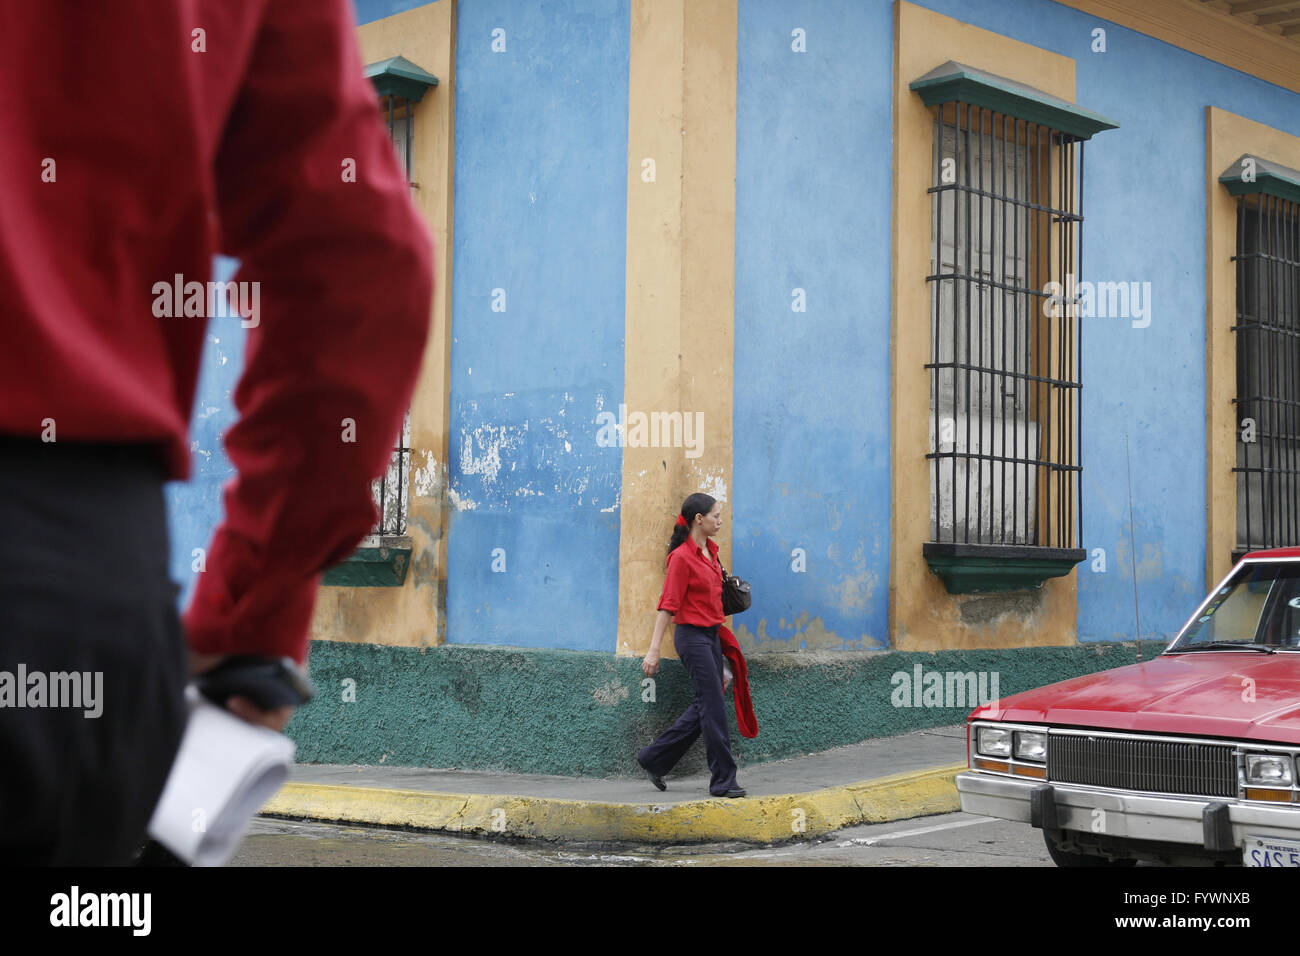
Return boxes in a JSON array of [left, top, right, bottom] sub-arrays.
[[1167, 561, 1300, 652]]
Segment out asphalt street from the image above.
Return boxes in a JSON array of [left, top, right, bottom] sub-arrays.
[[233, 811, 1057, 866]]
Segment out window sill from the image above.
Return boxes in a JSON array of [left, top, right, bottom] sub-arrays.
[[322, 535, 413, 588], [923, 542, 1085, 594]]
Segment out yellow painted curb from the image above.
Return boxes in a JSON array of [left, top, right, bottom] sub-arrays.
[[260, 762, 967, 844]]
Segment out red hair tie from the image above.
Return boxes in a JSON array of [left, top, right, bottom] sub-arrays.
[[675, 514, 688, 528]]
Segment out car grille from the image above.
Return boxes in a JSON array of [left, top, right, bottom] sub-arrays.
[[1047, 732, 1237, 798]]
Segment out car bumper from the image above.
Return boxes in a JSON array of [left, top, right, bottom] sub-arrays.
[[957, 770, 1300, 849]]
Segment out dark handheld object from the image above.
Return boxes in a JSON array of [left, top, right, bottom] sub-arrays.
[[193, 655, 316, 711], [721, 567, 752, 616]]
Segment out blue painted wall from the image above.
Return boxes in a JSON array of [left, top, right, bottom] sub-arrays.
[[165, 0, 1300, 657], [733, 0, 895, 651], [165, 257, 246, 608], [904, 0, 1300, 640], [353, 0, 431, 26], [735, 0, 1300, 648], [445, 0, 629, 649]]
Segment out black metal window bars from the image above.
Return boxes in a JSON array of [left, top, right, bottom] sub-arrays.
[[925, 101, 1084, 556], [370, 92, 415, 537], [1233, 192, 1300, 559]]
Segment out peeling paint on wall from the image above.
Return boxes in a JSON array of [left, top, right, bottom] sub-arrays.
[[733, 612, 885, 654], [832, 566, 877, 613], [691, 466, 728, 503], [447, 487, 478, 511], [459, 422, 518, 485], [412, 449, 443, 498], [451, 390, 621, 512], [956, 590, 1045, 628]]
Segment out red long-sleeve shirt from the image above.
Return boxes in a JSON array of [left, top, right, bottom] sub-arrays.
[[658, 538, 726, 627], [0, 0, 433, 662]]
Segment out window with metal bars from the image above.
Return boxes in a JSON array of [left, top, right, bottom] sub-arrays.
[[908, 63, 1115, 593], [924, 101, 1084, 566], [317, 57, 435, 585], [369, 92, 416, 537], [1232, 191, 1300, 559]]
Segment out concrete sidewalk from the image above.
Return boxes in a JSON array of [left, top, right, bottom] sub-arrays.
[[261, 723, 969, 844]]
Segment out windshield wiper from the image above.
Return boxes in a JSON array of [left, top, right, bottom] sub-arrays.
[[1171, 642, 1276, 654]]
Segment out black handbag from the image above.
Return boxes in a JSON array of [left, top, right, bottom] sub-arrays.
[[720, 565, 752, 616]]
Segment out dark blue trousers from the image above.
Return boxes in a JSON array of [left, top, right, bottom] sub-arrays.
[[637, 622, 739, 795]]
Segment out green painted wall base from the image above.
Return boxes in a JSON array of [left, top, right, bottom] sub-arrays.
[[286, 639, 1168, 777]]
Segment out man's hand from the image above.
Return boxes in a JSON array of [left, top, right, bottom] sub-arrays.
[[187, 650, 296, 732], [642, 647, 661, 677], [224, 695, 295, 733]]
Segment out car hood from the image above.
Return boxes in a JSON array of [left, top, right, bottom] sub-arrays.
[[972, 652, 1300, 744]]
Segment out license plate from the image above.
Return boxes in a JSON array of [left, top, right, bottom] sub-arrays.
[[1243, 834, 1300, 867]]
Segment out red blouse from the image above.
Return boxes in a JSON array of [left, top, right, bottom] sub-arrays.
[[658, 537, 725, 627]]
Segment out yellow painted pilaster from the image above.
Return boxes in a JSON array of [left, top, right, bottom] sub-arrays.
[[1204, 107, 1300, 589], [618, 0, 737, 657], [309, 0, 456, 648]]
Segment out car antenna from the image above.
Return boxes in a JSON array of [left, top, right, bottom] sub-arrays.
[[1125, 428, 1143, 663]]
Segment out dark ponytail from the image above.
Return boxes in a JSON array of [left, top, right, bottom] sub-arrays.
[[667, 492, 716, 555]]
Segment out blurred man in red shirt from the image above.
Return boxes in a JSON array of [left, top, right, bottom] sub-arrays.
[[0, 0, 432, 864]]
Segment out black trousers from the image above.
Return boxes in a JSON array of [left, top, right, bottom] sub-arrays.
[[637, 622, 739, 795], [0, 437, 187, 865]]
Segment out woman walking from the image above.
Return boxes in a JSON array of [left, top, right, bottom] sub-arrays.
[[637, 492, 748, 798]]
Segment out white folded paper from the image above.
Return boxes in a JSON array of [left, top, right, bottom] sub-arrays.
[[147, 686, 296, 867]]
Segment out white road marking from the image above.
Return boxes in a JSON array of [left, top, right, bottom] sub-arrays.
[[840, 816, 995, 847]]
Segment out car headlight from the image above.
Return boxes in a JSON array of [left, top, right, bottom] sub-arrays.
[[1014, 731, 1047, 762], [1245, 754, 1295, 787], [976, 726, 1011, 758]]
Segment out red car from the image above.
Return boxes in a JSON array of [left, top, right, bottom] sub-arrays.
[[958, 549, 1300, 866]]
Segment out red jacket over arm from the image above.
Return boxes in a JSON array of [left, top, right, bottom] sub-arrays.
[[0, 0, 434, 663]]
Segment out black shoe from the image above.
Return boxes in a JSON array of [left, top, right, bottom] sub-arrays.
[[638, 757, 666, 791], [717, 788, 746, 799]]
